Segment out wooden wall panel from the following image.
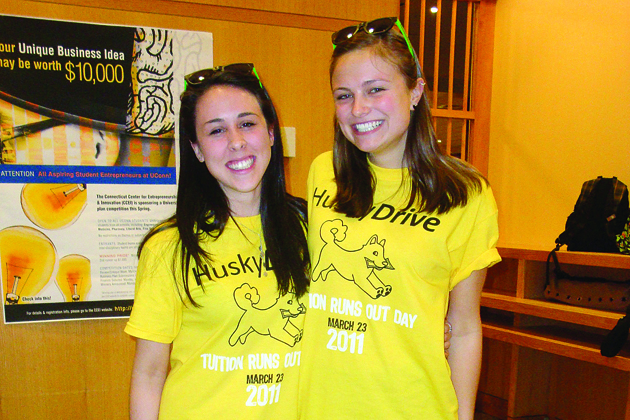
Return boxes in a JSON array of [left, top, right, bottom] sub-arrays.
[[32, 0, 397, 30], [549, 357, 629, 420], [479, 338, 511, 400], [34, 0, 356, 31], [0, 0, 398, 419], [0, 318, 134, 419], [185, 0, 396, 21]]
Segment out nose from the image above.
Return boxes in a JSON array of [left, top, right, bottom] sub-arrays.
[[228, 131, 246, 151], [351, 94, 370, 117]]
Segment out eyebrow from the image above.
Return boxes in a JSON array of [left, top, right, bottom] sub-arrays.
[[362, 79, 387, 86], [202, 111, 259, 125], [332, 79, 389, 93]]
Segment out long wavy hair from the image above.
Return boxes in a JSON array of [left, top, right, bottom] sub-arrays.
[[329, 27, 485, 217], [138, 68, 309, 305]]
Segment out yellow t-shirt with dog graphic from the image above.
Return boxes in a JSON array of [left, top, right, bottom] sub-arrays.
[[125, 215, 305, 420], [298, 151, 500, 420]]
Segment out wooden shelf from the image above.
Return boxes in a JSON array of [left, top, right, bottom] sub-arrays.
[[483, 247, 630, 353], [498, 247, 630, 269], [482, 291, 624, 330], [479, 247, 630, 420], [482, 320, 630, 371]]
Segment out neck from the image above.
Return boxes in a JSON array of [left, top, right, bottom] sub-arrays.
[[228, 194, 261, 217], [368, 153, 407, 169], [367, 134, 408, 169]]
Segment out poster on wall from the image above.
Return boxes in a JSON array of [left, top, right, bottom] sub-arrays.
[[0, 14, 213, 323]]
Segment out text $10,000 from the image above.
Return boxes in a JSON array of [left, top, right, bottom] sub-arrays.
[[65, 61, 124, 84]]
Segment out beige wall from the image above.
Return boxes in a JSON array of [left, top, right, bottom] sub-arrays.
[[488, 0, 630, 250], [0, 1, 398, 419]]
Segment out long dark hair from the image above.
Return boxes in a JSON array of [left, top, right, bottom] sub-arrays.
[[138, 67, 309, 305], [329, 28, 485, 217]]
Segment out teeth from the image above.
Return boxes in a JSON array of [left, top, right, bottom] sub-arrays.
[[355, 121, 383, 133], [228, 157, 254, 170]]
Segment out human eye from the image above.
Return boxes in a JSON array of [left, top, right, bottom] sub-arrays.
[[240, 121, 256, 129], [334, 92, 352, 102], [369, 86, 386, 94], [208, 127, 225, 136]]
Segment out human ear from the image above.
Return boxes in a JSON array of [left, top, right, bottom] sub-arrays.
[[410, 78, 425, 110], [268, 126, 275, 146], [190, 142, 205, 163]]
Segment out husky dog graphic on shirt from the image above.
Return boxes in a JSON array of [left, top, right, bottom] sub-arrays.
[[312, 219, 394, 299], [229, 283, 305, 347]]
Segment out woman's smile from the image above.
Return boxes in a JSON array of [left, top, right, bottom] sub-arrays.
[[353, 120, 384, 133]]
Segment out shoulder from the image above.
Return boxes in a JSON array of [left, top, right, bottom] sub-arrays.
[[308, 151, 334, 182], [443, 155, 494, 211], [440, 181, 497, 229], [468, 182, 498, 215], [446, 182, 499, 249], [311, 151, 333, 170], [445, 181, 497, 225]]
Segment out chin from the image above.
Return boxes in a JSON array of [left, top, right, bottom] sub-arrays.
[[352, 140, 380, 154]]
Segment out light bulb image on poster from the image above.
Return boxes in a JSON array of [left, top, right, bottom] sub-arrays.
[[21, 183, 88, 230], [0, 226, 57, 305], [56, 255, 91, 302]]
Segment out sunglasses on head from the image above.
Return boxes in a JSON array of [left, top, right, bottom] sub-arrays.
[[184, 63, 263, 90], [332, 17, 422, 78]]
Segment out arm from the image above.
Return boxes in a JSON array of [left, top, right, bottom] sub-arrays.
[[446, 268, 487, 420], [129, 338, 171, 420]]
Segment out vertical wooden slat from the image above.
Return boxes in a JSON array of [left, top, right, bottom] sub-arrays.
[[460, 119, 467, 158], [468, 0, 496, 176], [419, 0, 427, 69], [403, 0, 410, 32], [461, 1, 473, 158], [462, 1, 473, 113], [448, 1, 457, 112], [508, 346, 553, 418], [406, 0, 485, 162], [516, 258, 526, 299], [446, 1, 458, 156], [431, 0, 442, 129], [446, 118, 452, 155]]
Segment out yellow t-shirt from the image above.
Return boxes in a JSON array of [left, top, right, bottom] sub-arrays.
[[298, 151, 500, 420], [125, 215, 305, 420]]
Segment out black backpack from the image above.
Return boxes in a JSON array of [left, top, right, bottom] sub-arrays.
[[555, 176, 630, 253]]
